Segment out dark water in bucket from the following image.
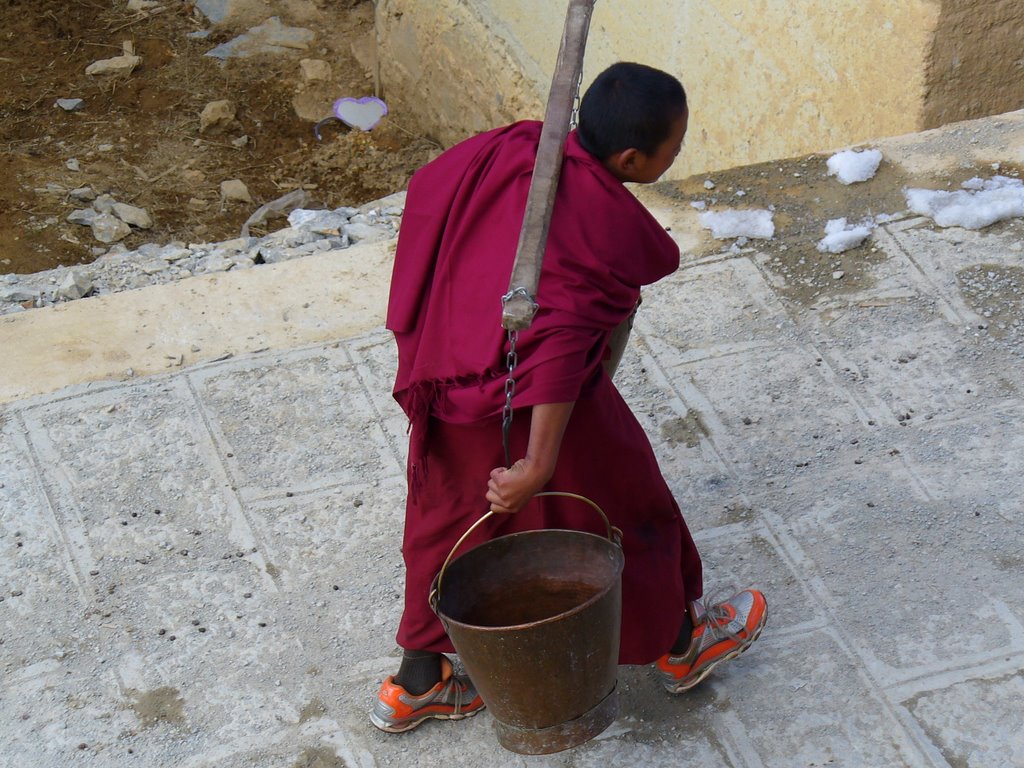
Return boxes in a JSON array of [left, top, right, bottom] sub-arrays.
[[459, 579, 602, 627]]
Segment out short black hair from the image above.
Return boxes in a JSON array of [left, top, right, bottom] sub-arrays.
[[576, 62, 687, 159]]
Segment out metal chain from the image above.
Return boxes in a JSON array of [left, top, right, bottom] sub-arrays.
[[501, 328, 519, 468], [569, 68, 584, 129]]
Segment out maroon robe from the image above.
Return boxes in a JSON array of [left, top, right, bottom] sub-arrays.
[[386, 121, 702, 664]]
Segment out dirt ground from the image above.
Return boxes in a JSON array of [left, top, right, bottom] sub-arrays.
[[0, 0, 438, 274]]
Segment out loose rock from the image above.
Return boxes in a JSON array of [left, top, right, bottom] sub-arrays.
[[67, 209, 97, 226], [85, 54, 141, 77], [220, 179, 253, 204], [57, 269, 94, 300], [200, 100, 236, 134], [55, 98, 85, 112], [112, 203, 154, 229], [91, 213, 132, 244], [299, 59, 332, 82]]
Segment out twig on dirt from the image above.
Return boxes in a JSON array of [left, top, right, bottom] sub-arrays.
[[107, 7, 168, 34], [148, 165, 181, 184], [387, 119, 444, 151], [234, 151, 304, 173], [82, 41, 126, 51], [176, 133, 248, 151]]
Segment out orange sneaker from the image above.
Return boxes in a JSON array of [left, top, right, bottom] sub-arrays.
[[370, 656, 485, 733], [656, 589, 767, 693]]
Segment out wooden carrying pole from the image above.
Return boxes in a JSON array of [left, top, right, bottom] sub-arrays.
[[501, 0, 596, 331]]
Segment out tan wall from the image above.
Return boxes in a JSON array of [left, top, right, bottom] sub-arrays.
[[377, 0, 939, 175], [374, 0, 545, 145]]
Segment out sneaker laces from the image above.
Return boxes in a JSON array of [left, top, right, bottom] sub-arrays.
[[438, 661, 465, 715], [697, 592, 743, 645]]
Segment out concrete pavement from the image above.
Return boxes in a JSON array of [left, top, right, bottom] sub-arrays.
[[2, 111, 1024, 767]]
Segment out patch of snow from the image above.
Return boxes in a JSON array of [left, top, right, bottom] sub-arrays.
[[817, 218, 874, 254], [700, 209, 775, 240], [827, 148, 883, 185], [905, 176, 1024, 229]]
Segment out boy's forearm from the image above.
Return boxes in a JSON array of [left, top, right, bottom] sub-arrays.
[[525, 401, 575, 479]]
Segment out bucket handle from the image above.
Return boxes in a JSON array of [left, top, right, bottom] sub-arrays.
[[429, 491, 622, 613]]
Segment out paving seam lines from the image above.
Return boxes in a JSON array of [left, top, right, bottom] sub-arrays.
[[631, 327, 734, 473], [886, 650, 1024, 702], [240, 475, 405, 507], [875, 225, 969, 326], [632, 330, 937, 762], [757, 509, 948, 767], [334, 336, 408, 474], [893, 451, 938, 503], [9, 410, 94, 605], [182, 372, 280, 593], [740, 247, 894, 428]]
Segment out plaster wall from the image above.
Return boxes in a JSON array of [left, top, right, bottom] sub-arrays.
[[376, 0, 1024, 177]]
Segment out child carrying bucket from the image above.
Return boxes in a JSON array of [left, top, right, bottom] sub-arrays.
[[373, 62, 767, 734]]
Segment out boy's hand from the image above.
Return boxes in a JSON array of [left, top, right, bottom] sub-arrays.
[[486, 458, 551, 514]]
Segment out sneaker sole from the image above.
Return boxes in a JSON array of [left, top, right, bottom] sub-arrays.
[[369, 704, 484, 734], [664, 610, 768, 694]]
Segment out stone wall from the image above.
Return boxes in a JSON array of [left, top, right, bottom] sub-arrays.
[[922, 0, 1024, 129], [375, 0, 1024, 177]]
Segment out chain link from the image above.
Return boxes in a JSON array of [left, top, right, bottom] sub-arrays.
[[569, 69, 584, 129], [501, 329, 519, 467]]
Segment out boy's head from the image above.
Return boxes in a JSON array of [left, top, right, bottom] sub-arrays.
[[577, 62, 688, 184]]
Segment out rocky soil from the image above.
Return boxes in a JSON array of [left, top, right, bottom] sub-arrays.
[[0, 0, 436, 275]]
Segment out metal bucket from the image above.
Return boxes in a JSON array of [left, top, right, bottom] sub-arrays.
[[430, 493, 624, 755]]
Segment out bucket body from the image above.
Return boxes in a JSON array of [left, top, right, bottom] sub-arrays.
[[434, 528, 623, 754]]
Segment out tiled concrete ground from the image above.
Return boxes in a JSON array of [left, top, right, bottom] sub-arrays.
[[3, 113, 1024, 766]]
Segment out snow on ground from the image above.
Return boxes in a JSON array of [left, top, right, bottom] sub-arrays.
[[700, 209, 775, 240], [827, 148, 883, 184], [905, 176, 1024, 229], [817, 217, 875, 253]]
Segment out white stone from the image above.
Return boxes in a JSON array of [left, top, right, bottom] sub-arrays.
[[220, 179, 253, 203], [344, 222, 391, 244], [159, 246, 191, 262], [127, 0, 161, 10], [57, 269, 93, 300], [65, 158, 81, 172], [202, 255, 233, 273], [287, 209, 347, 234], [69, 186, 96, 202], [67, 209, 97, 226], [0, 286, 40, 303], [139, 261, 169, 275], [55, 98, 84, 111], [85, 54, 141, 77], [93, 194, 117, 214], [112, 203, 153, 229], [90, 213, 132, 244]]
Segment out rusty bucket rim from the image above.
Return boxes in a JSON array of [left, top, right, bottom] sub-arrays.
[[432, 527, 624, 634]]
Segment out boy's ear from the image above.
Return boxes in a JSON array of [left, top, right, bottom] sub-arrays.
[[605, 147, 641, 177]]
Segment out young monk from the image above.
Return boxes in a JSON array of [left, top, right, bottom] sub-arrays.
[[371, 62, 767, 733]]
